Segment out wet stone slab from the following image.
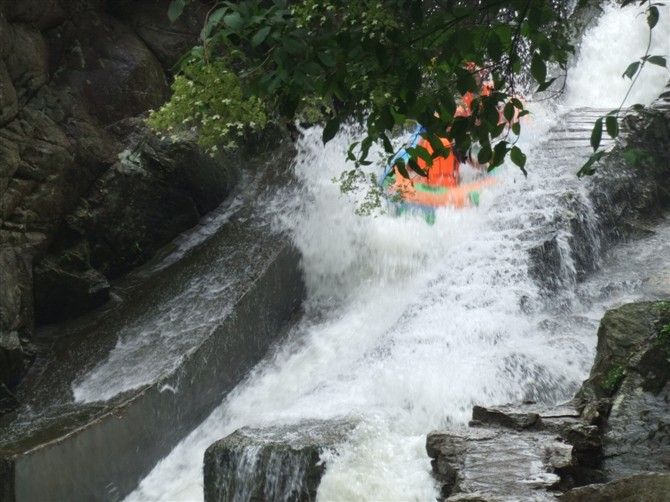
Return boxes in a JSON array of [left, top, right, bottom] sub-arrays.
[[426, 403, 596, 501], [0, 204, 306, 502], [204, 419, 356, 502]]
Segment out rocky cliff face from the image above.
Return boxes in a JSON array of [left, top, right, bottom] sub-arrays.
[[0, 0, 253, 407]]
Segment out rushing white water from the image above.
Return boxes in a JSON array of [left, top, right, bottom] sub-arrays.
[[565, 2, 670, 109], [128, 3, 670, 501]]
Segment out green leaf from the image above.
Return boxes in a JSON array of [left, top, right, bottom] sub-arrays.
[[406, 65, 422, 96], [360, 136, 374, 162], [408, 158, 428, 177], [456, 69, 477, 95], [578, 151, 605, 177], [648, 6, 659, 29], [224, 12, 244, 32], [646, 55, 667, 68], [492, 122, 506, 138], [423, 132, 449, 158], [412, 145, 433, 166], [347, 141, 359, 161], [323, 117, 340, 144], [530, 52, 547, 85], [450, 116, 469, 146], [512, 121, 521, 136], [374, 43, 388, 68], [477, 144, 492, 165], [168, 0, 185, 23], [409, 145, 433, 167], [381, 133, 394, 154], [209, 6, 227, 26], [395, 158, 410, 179], [622, 61, 640, 79], [280, 93, 300, 118], [591, 118, 603, 151], [409, 0, 423, 24], [487, 32, 503, 61], [285, 36, 307, 54], [510, 146, 527, 175], [605, 115, 619, 138], [302, 61, 322, 76], [536, 77, 557, 93], [491, 140, 508, 167], [317, 51, 337, 68], [503, 102, 515, 123], [377, 107, 394, 131], [252, 26, 272, 46]]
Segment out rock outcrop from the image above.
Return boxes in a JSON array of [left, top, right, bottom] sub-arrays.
[[528, 86, 670, 295], [426, 403, 604, 501], [0, 0, 284, 400], [576, 301, 670, 480], [204, 420, 355, 502], [426, 300, 670, 500], [561, 472, 670, 502]]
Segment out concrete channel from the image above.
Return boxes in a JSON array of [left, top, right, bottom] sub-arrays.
[[0, 201, 305, 501]]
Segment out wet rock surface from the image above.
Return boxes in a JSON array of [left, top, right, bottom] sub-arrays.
[[0, 196, 306, 500], [426, 299, 670, 500], [528, 84, 670, 295], [0, 0, 287, 394], [561, 472, 670, 502], [580, 301, 670, 480], [427, 404, 592, 501], [204, 420, 355, 502]]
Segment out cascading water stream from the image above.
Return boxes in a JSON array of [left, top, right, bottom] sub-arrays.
[[126, 3, 670, 500]]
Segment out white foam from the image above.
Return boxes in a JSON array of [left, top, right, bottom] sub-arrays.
[[127, 4, 670, 500]]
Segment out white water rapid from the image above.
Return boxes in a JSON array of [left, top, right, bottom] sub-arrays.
[[128, 3, 670, 501]]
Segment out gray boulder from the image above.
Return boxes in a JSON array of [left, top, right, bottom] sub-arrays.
[[561, 472, 670, 502], [575, 301, 670, 479], [204, 420, 355, 502]]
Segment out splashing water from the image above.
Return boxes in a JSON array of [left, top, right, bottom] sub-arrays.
[[127, 4, 670, 501], [564, 2, 670, 109]]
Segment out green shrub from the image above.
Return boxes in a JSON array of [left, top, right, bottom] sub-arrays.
[[147, 59, 267, 154]]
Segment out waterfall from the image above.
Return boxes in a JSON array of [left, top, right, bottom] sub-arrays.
[[127, 3, 670, 501]]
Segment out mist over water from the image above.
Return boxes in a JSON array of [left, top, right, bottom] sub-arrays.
[[128, 4, 670, 501]]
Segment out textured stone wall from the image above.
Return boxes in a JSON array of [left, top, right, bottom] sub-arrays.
[[0, 0, 244, 398]]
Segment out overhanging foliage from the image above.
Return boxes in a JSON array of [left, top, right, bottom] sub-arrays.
[[158, 0, 666, 178]]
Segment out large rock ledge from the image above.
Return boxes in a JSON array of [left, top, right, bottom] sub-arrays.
[[0, 209, 305, 501], [204, 420, 356, 502], [426, 300, 670, 501], [0, 0, 289, 400]]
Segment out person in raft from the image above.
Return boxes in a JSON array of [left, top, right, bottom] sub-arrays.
[[390, 65, 494, 198]]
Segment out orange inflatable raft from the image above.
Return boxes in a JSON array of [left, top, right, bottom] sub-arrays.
[[380, 126, 498, 218]]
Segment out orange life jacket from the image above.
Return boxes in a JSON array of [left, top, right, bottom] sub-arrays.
[[416, 136, 459, 187]]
